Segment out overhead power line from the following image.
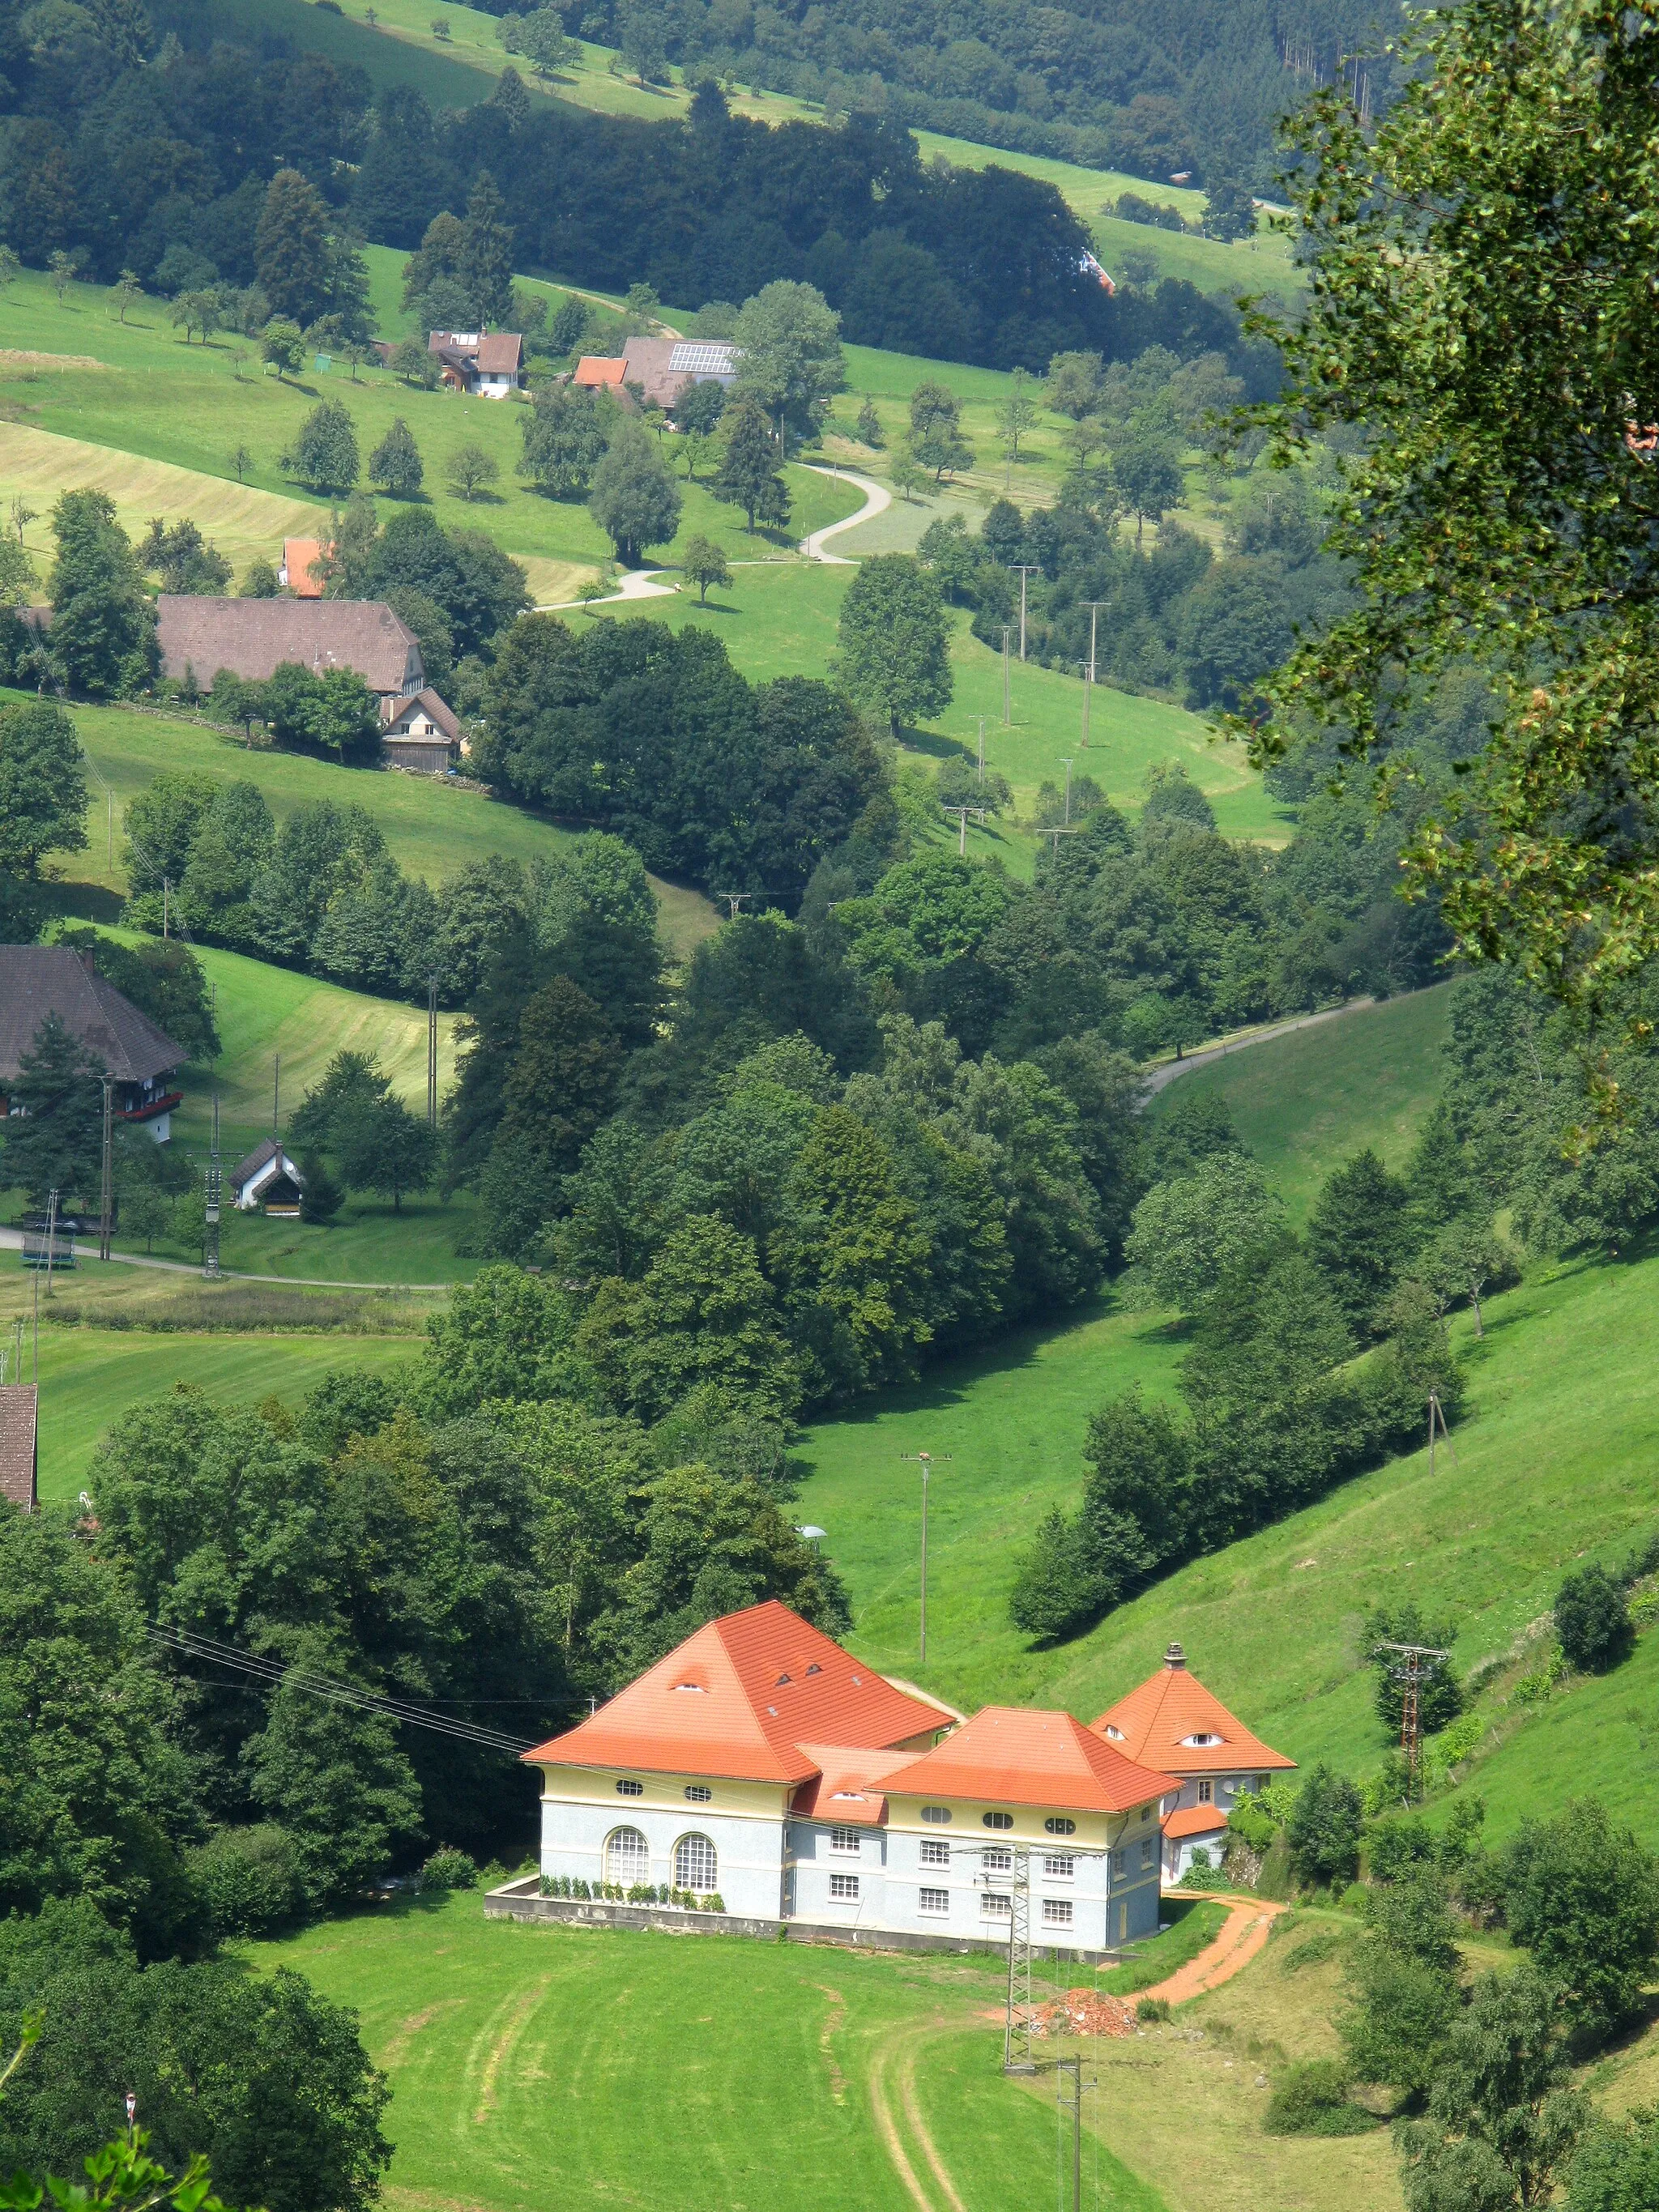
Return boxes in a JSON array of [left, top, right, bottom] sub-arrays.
[[144, 1624, 539, 1755]]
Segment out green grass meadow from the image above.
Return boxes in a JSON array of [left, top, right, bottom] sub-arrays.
[[795, 991, 1659, 1848], [250, 1890, 1168, 2212]]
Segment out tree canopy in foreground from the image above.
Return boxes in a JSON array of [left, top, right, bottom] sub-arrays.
[[1246, 0, 1659, 1005]]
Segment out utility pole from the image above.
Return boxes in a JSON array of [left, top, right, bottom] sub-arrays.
[[976, 714, 986, 786], [1426, 1390, 1452, 1477], [272, 1055, 279, 1138], [1080, 601, 1106, 748], [203, 1092, 221, 1280], [1060, 757, 1074, 824], [1375, 1641, 1450, 1801], [944, 805, 974, 855], [427, 976, 439, 1130], [715, 892, 753, 921], [162, 877, 169, 940], [107, 790, 113, 872], [1000, 627, 1013, 726], [1038, 824, 1083, 859], [43, 1187, 58, 1301], [1011, 566, 1039, 659], [98, 1078, 113, 1263], [898, 1451, 951, 1664]]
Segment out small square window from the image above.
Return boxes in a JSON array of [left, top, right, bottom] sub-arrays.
[[830, 1872, 859, 1900], [981, 1892, 1012, 1918], [829, 1826, 860, 1855], [1042, 1898, 1074, 1927], [1141, 1804, 1152, 1822], [1111, 1848, 1127, 1877], [1198, 1779, 1213, 1804], [983, 1846, 1013, 1874], [919, 1886, 949, 1916], [1043, 1854, 1074, 1881], [1141, 1839, 1155, 1870], [920, 1839, 950, 1868]]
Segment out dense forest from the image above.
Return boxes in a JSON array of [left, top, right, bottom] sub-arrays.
[[0, 6, 1288, 369]]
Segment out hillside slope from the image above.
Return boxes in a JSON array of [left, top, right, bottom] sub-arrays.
[[797, 991, 1659, 1845]]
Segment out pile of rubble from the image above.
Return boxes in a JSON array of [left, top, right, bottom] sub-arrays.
[[1030, 1990, 1140, 2039]]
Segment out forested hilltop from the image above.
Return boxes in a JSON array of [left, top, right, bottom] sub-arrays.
[[0, 3, 1286, 369]]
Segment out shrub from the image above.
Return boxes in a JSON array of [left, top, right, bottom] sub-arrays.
[[701, 1893, 725, 1913], [1288, 1767, 1365, 1890], [1264, 2060, 1377, 2136], [1555, 1563, 1633, 1673], [1135, 1997, 1171, 2024], [186, 1822, 306, 1938], [418, 1845, 478, 1892], [1498, 1799, 1659, 2041]]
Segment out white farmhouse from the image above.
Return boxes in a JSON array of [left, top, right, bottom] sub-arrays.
[[519, 1600, 1176, 1956]]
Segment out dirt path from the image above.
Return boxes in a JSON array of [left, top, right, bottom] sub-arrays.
[[0, 1226, 448, 1293], [1141, 1896, 1288, 2004], [1140, 999, 1384, 1097], [799, 466, 890, 561]]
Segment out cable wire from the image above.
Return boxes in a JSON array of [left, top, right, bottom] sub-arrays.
[[144, 1624, 540, 1754]]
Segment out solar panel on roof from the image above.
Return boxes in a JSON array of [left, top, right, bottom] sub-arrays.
[[669, 342, 740, 373]]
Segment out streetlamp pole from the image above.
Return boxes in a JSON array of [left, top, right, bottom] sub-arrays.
[[899, 1451, 952, 1664]]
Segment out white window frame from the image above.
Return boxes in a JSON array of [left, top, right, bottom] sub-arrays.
[[1042, 1898, 1074, 1928], [1198, 1778, 1213, 1804], [829, 1826, 861, 1855], [920, 1838, 950, 1868], [673, 1832, 718, 1892], [1043, 1853, 1075, 1881], [605, 1826, 650, 1885], [1111, 1848, 1127, 1877], [982, 1846, 1013, 1875], [1141, 1839, 1155, 1870], [919, 1886, 949, 1916], [829, 1872, 859, 1901], [981, 1892, 1013, 1919]]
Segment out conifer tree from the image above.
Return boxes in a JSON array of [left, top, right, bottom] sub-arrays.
[[254, 168, 332, 326], [713, 398, 785, 532], [367, 417, 424, 500], [459, 171, 515, 327], [1, 1012, 104, 1205]]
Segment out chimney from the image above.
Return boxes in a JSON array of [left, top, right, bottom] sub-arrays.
[[1164, 1642, 1186, 1670]]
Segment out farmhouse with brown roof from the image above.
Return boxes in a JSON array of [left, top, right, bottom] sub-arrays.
[[0, 946, 186, 1141], [428, 329, 523, 396]]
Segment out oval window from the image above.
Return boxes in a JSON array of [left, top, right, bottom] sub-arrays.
[[616, 1778, 644, 1796], [920, 1805, 953, 1825], [983, 1811, 1014, 1831], [684, 1784, 712, 1803], [1045, 1816, 1076, 1836]]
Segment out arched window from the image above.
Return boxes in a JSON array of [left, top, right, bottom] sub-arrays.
[[675, 1833, 718, 1891], [605, 1826, 650, 1885]]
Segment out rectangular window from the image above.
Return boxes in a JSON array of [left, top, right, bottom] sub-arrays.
[[983, 1847, 1013, 1874], [919, 1886, 949, 1916], [1198, 1779, 1213, 1804], [1043, 1854, 1075, 1881], [920, 1839, 950, 1868], [1111, 1849, 1127, 1877], [981, 1892, 1012, 1918], [829, 1873, 859, 1900], [829, 1826, 861, 1855], [1042, 1898, 1074, 1928], [1141, 1839, 1155, 1870]]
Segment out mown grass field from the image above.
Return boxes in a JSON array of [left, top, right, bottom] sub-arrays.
[[795, 994, 1659, 1848], [1148, 989, 1456, 1222], [251, 1890, 1170, 2212]]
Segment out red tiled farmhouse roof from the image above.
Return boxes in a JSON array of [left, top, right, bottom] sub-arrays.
[[1091, 1644, 1296, 1776], [883, 1706, 1176, 1814], [524, 1600, 943, 1784]]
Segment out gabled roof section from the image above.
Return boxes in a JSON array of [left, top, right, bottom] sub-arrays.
[[525, 1600, 944, 1785], [573, 355, 628, 386], [473, 332, 522, 373], [282, 538, 326, 598], [883, 1707, 1176, 1814], [228, 1138, 302, 1192], [791, 1744, 919, 1826], [1090, 1644, 1296, 1776], [0, 948, 185, 1085]]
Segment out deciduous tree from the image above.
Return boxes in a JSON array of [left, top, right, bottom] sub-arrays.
[[835, 552, 951, 738]]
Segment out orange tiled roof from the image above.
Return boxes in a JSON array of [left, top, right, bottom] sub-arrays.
[[573, 355, 628, 386], [1091, 1645, 1296, 1777], [882, 1706, 1176, 1815], [282, 539, 326, 597], [523, 1600, 943, 1785], [1163, 1802, 1228, 1839], [791, 1744, 920, 1826]]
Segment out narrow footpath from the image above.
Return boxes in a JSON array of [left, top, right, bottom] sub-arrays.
[[1140, 1895, 1289, 2004]]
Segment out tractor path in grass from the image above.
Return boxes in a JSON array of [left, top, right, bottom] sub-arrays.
[[1140, 997, 1388, 1097], [1142, 1898, 1289, 2005], [0, 1227, 451, 1291], [801, 467, 891, 560]]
